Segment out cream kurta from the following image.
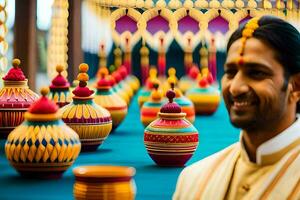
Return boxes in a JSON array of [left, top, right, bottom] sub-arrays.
[[173, 118, 300, 200]]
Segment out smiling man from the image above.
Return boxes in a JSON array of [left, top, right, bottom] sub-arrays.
[[173, 16, 300, 200]]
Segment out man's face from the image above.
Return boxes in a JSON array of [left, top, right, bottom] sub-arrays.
[[222, 38, 291, 131]]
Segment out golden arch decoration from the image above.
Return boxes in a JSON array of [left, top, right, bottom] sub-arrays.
[[173, 8, 204, 51], [111, 8, 142, 50], [204, 8, 236, 36], [234, 9, 262, 25], [203, 8, 236, 50], [138, 8, 177, 51]]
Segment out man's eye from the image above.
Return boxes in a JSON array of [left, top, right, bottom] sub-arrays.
[[224, 69, 237, 77], [248, 70, 269, 79]]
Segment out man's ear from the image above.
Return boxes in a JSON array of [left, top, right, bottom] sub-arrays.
[[290, 73, 300, 102]]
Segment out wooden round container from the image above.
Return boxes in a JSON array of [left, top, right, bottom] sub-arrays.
[[5, 87, 81, 178], [0, 59, 39, 139], [144, 90, 199, 167], [73, 166, 136, 200]]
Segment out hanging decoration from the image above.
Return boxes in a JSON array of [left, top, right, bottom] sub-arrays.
[[47, 0, 300, 81], [0, 0, 7, 80], [111, 8, 141, 51], [111, 8, 141, 74], [140, 39, 150, 85], [47, 0, 69, 79], [138, 8, 176, 53], [82, 0, 113, 55], [173, 7, 203, 73]]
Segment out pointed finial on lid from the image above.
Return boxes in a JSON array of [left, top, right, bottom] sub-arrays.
[[151, 81, 162, 101], [12, 58, 21, 68], [77, 63, 89, 83], [166, 90, 176, 103], [50, 64, 70, 89], [72, 63, 94, 98], [56, 64, 64, 74], [41, 86, 50, 97], [79, 63, 89, 73], [99, 67, 109, 78], [27, 86, 58, 114], [168, 67, 176, 77], [199, 77, 208, 88], [189, 65, 200, 79], [149, 67, 157, 78], [160, 89, 181, 113], [168, 76, 176, 89], [2, 58, 26, 81]]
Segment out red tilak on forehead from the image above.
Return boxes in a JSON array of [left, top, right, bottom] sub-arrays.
[[238, 57, 244, 65]]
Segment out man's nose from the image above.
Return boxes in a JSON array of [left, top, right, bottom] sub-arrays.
[[229, 72, 249, 97]]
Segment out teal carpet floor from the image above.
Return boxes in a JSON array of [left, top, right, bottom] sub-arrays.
[[0, 93, 239, 200]]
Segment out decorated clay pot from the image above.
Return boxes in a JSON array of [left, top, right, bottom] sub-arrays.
[[94, 68, 128, 130], [140, 83, 166, 127], [137, 87, 152, 108], [61, 64, 112, 152], [186, 76, 220, 115], [144, 90, 199, 167], [0, 59, 39, 139], [5, 87, 81, 178], [118, 66, 134, 100], [178, 65, 199, 94], [49, 65, 72, 107], [161, 67, 178, 95], [125, 74, 140, 94], [168, 77, 195, 123], [173, 90, 195, 124], [112, 70, 130, 105], [138, 68, 158, 107], [73, 165, 136, 200]]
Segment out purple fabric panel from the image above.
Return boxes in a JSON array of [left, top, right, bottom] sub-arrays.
[[178, 16, 200, 34], [208, 16, 229, 34], [115, 15, 137, 34], [147, 15, 169, 34], [239, 15, 252, 25], [293, 0, 299, 9]]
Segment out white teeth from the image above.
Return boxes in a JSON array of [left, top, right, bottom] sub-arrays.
[[234, 101, 250, 106]]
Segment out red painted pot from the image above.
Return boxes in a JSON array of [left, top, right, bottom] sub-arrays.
[[144, 90, 199, 167]]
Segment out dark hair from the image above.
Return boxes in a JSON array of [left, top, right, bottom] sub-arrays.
[[227, 15, 300, 112]]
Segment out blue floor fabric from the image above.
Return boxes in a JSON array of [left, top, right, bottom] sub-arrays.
[[0, 93, 239, 200]]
